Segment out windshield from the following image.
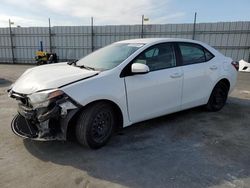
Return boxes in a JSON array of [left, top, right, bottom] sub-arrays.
[[76, 43, 144, 70]]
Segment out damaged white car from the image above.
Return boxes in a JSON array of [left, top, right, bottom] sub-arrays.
[[8, 38, 238, 149]]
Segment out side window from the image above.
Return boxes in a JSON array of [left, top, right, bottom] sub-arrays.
[[134, 43, 176, 71], [145, 48, 159, 58], [179, 43, 206, 65], [204, 48, 214, 61]]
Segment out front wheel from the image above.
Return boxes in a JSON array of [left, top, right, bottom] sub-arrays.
[[206, 82, 229, 111], [75, 102, 115, 149]]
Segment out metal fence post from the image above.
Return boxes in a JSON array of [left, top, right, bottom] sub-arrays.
[[48, 18, 52, 53], [248, 49, 250, 63], [91, 17, 94, 52], [9, 19, 15, 63], [192, 12, 197, 40]]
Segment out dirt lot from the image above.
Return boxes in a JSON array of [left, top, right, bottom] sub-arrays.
[[0, 64, 250, 188]]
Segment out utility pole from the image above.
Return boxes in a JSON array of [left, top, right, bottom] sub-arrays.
[[9, 19, 15, 63], [192, 12, 197, 40], [48, 18, 52, 53], [91, 17, 94, 52], [141, 15, 144, 38], [141, 15, 149, 38]]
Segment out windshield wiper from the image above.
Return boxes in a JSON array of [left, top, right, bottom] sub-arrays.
[[78, 65, 96, 71], [67, 59, 78, 66], [68, 61, 96, 71]]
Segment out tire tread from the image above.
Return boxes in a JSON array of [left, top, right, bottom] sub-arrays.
[[75, 102, 114, 149]]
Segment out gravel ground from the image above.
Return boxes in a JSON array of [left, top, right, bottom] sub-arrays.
[[0, 64, 250, 188]]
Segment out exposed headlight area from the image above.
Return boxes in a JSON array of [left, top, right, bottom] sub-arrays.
[[28, 89, 64, 108]]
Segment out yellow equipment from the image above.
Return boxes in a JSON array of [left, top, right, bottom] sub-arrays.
[[35, 41, 57, 65]]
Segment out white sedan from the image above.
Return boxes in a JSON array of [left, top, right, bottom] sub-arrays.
[[8, 38, 238, 149]]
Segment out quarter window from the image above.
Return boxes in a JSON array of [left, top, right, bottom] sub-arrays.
[[179, 43, 206, 65], [133, 43, 176, 71], [204, 49, 214, 61]]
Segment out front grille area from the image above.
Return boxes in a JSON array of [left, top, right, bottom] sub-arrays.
[[18, 103, 35, 120]]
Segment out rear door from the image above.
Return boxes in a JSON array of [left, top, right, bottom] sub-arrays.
[[124, 43, 183, 123], [177, 42, 218, 109]]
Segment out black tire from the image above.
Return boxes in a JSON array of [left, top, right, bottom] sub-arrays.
[[75, 102, 115, 149], [206, 82, 229, 111]]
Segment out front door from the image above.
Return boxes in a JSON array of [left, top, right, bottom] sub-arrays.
[[124, 43, 183, 123]]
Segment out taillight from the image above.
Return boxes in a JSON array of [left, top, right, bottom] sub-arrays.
[[231, 61, 239, 71]]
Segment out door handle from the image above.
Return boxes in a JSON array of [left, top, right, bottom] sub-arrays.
[[170, 72, 183, 78], [209, 65, 218, 70]]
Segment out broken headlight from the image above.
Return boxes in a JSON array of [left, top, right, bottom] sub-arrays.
[[28, 89, 64, 109]]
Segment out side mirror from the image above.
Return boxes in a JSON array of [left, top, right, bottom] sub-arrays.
[[131, 63, 149, 74]]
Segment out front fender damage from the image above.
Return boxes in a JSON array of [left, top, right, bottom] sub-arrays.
[[11, 94, 80, 141]]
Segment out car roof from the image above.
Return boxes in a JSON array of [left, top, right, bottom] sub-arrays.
[[116, 38, 199, 44], [116, 38, 221, 56]]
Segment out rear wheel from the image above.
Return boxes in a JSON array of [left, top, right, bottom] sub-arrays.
[[206, 82, 229, 111], [75, 102, 115, 149]]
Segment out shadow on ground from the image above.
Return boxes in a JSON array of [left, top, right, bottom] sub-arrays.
[[23, 97, 250, 188]]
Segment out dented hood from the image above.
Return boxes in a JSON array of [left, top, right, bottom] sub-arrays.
[[11, 62, 99, 94]]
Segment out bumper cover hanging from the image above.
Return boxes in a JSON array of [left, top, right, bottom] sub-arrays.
[[11, 114, 63, 141]]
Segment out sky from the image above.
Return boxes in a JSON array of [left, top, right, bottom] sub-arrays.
[[0, 0, 249, 27]]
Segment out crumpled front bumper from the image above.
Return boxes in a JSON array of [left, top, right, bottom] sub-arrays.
[[10, 92, 80, 141], [17, 102, 61, 123], [11, 114, 61, 141]]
